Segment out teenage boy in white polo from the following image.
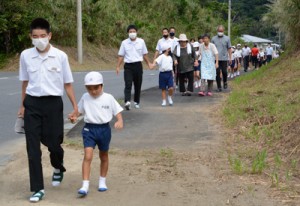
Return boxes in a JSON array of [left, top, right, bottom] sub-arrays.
[[116, 25, 151, 110], [17, 18, 78, 202], [153, 28, 173, 60]]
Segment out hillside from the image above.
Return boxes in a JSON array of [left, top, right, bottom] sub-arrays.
[[223, 52, 300, 194]]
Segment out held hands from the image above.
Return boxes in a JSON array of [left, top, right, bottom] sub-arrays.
[[68, 110, 79, 124], [116, 66, 120, 75], [174, 60, 178, 66], [149, 63, 156, 70], [114, 120, 123, 130]]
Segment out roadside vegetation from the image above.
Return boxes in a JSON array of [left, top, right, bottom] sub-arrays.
[[224, 0, 300, 196]]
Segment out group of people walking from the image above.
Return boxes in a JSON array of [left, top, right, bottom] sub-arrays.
[[17, 18, 277, 203]]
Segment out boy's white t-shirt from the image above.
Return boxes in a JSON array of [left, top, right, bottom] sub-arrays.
[[155, 54, 173, 72], [78, 92, 123, 124]]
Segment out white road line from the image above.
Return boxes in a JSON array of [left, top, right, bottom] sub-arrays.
[[0, 77, 9, 80], [8, 92, 21, 96]]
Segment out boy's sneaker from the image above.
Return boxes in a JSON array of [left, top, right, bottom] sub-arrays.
[[167, 96, 173, 106], [237, 71, 240, 76], [98, 177, 108, 192], [227, 74, 230, 78], [161, 100, 167, 107], [29, 190, 44, 202], [194, 81, 199, 88], [234, 72, 237, 77], [198, 91, 205, 96], [207, 92, 213, 96], [230, 74, 234, 78], [52, 171, 63, 187], [124, 101, 131, 110], [78, 187, 88, 197], [134, 102, 140, 109]]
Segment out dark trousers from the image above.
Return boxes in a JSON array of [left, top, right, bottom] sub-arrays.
[[179, 70, 194, 93], [252, 56, 258, 68], [216, 61, 228, 89], [267, 55, 272, 63], [243, 55, 250, 71], [124, 62, 143, 104], [24, 95, 65, 192]]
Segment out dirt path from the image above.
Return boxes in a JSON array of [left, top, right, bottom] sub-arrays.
[[0, 88, 283, 206]]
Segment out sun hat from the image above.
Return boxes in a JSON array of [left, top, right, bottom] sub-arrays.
[[161, 44, 171, 52], [178, 34, 188, 42], [84, 71, 103, 85]]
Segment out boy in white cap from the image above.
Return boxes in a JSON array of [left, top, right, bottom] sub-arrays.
[[69, 71, 123, 196], [151, 45, 174, 106]]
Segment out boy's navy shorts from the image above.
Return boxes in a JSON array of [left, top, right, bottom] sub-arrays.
[[194, 60, 201, 71], [159, 71, 173, 89], [82, 123, 111, 152]]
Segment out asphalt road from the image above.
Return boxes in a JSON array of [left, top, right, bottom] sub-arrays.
[[0, 70, 159, 165]]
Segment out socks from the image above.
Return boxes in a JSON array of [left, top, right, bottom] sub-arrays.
[[99, 176, 107, 191], [78, 180, 89, 194], [54, 168, 60, 173]]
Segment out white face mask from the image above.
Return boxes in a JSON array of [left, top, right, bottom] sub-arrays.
[[32, 37, 49, 51], [129, 32, 137, 40], [217, 32, 224, 37]]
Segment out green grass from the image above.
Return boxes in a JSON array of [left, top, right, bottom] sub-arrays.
[[223, 52, 300, 187]]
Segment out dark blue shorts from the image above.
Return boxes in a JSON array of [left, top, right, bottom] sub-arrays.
[[159, 71, 174, 89], [82, 123, 111, 151], [230, 60, 236, 68], [194, 60, 201, 71]]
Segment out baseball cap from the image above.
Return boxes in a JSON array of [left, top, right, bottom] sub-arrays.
[[161, 44, 171, 52], [193, 42, 200, 47], [84, 71, 103, 85]]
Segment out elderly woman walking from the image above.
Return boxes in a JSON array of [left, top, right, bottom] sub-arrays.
[[173, 34, 198, 96], [198, 34, 219, 96]]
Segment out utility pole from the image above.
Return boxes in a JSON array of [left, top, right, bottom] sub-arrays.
[[77, 0, 83, 64], [228, 0, 231, 39]]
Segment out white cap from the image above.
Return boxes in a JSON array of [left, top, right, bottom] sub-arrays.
[[84, 71, 103, 85], [193, 42, 200, 47], [161, 44, 171, 52]]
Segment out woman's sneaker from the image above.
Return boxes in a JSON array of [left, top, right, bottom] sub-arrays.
[[207, 92, 213, 96], [198, 91, 205, 96]]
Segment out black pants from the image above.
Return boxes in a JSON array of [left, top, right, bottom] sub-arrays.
[[179, 70, 194, 93], [24, 95, 65, 192], [216, 61, 228, 89], [267, 55, 272, 63], [252, 56, 258, 69], [124, 62, 143, 104], [243, 55, 250, 71]]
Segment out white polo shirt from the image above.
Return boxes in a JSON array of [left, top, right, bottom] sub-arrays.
[[155, 38, 173, 54], [118, 38, 148, 63], [235, 49, 242, 58], [155, 54, 173, 72], [170, 37, 179, 52], [242, 47, 251, 57], [78, 92, 123, 124], [19, 46, 73, 97], [266, 46, 273, 55]]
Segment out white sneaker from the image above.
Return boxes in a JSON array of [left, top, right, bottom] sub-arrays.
[[167, 96, 173, 106], [198, 80, 201, 87], [161, 100, 167, 107], [194, 81, 199, 89], [227, 74, 230, 78], [237, 71, 240, 76], [134, 102, 140, 109], [124, 101, 131, 110], [234, 72, 237, 77], [230, 74, 234, 78]]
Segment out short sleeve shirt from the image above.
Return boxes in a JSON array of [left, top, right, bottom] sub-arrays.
[[155, 38, 173, 54], [266, 47, 273, 55], [118, 38, 148, 63], [251, 47, 259, 57], [155, 54, 173, 72], [78, 92, 123, 124], [19, 46, 73, 97], [242, 47, 251, 57], [211, 35, 231, 61]]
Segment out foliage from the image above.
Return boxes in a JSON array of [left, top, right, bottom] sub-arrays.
[[264, 0, 300, 48], [0, 0, 221, 55]]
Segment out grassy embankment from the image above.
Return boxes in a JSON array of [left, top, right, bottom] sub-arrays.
[[224, 52, 300, 192]]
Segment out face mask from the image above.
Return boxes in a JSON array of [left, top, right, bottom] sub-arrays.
[[163, 35, 168, 39], [169, 32, 175, 37], [129, 32, 137, 39], [32, 37, 49, 51], [217, 32, 224, 37]]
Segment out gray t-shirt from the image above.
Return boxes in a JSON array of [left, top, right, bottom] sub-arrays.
[[211, 35, 231, 61], [173, 45, 196, 73]]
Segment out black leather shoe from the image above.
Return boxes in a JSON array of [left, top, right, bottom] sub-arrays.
[[224, 83, 228, 89]]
